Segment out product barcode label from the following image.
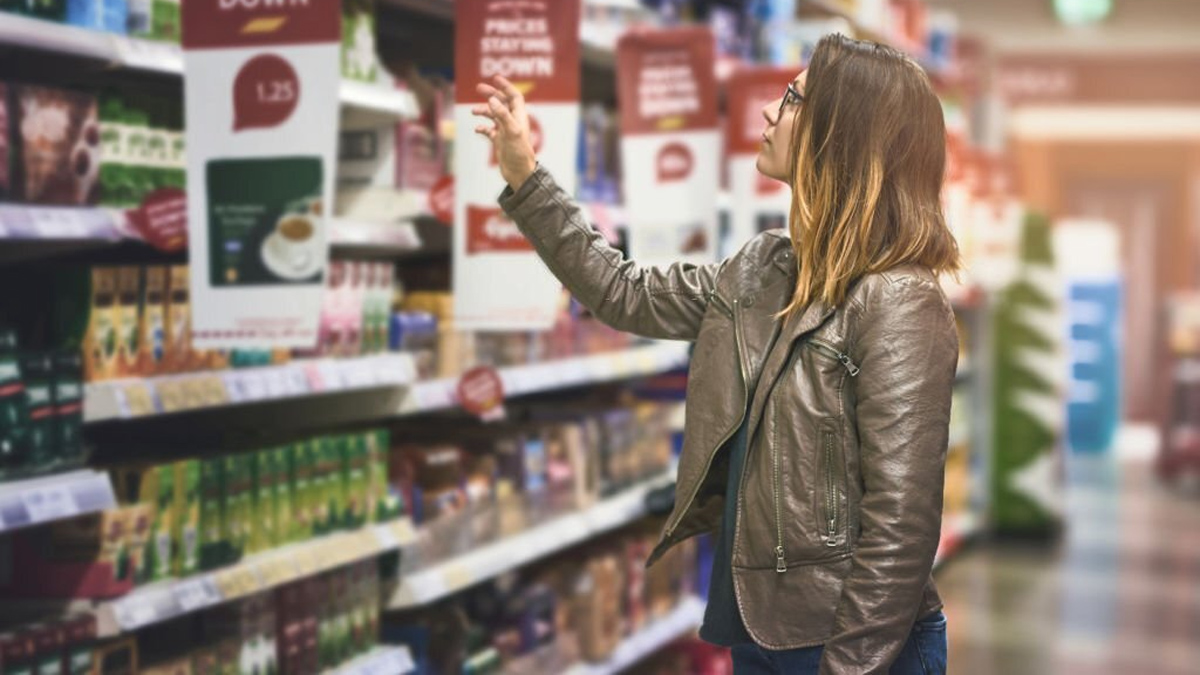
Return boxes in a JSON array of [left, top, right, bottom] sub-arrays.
[[173, 577, 221, 612], [20, 485, 79, 523]]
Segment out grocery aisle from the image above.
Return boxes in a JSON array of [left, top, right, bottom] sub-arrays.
[[936, 431, 1200, 675]]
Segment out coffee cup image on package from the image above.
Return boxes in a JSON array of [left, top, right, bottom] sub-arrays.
[[205, 156, 325, 286]]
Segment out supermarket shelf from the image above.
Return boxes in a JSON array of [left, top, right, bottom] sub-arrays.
[[387, 471, 677, 610], [85, 353, 419, 423], [564, 596, 706, 675], [401, 342, 691, 415], [329, 219, 423, 255], [933, 511, 979, 569], [97, 519, 417, 637], [0, 470, 117, 534], [327, 645, 417, 675], [0, 14, 417, 118]]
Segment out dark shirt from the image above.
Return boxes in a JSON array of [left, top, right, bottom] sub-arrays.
[[698, 406, 754, 647]]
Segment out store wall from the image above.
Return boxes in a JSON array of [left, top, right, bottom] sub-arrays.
[[1011, 121, 1200, 423]]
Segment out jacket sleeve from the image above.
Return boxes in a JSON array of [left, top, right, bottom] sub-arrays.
[[819, 276, 959, 675], [498, 165, 723, 342]]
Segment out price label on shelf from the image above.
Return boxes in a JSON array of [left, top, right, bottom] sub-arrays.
[[263, 368, 291, 398], [119, 382, 158, 417], [282, 366, 311, 396], [392, 518, 417, 546], [442, 563, 473, 593], [173, 576, 222, 612], [113, 597, 159, 631], [310, 361, 344, 392], [20, 484, 79, 524], [238, 372, 269, 402], [372, 523, 399, 550], [341, 361, 376, 389], [111, 36, 183, 73]]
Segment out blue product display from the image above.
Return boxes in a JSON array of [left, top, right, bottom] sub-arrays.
[[66, 0, 126, 33], [1066, 277, 1123, 454]]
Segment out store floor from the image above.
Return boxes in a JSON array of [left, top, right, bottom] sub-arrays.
[[935, 429, 1199, 675]]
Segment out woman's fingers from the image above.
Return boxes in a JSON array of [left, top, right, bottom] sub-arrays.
[[487, 96, 519, 133], [474, 124, 497, 140], [471, 103, 495, 117], [493, 76, 525, 114], [476, 82, 500, 99]]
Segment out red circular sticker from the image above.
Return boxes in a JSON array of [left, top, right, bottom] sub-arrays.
[[233, 53, 300, 132], [429, 175, 455, 226], [456, 366, 504, 418], [126, 187, 188, 252]]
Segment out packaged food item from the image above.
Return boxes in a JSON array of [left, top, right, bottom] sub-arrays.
[[165, 265, 193, 372], [198, 458, 224, 570], [18, 352, 55, 472], [0, 328, 27, 473], [251, 449, 277, 553], [341, 0, 380, 83], [66, 0, 127, 33], [83, 268, 118, 381], [138, 266, 168, 376], [221, 454, 250, 564], [113, 267, 141, 378], [173, 459, 200, 575], [11, 85, 100, 206], [151, 0, 179, 42], [52, 352, 85, 468], [273, 446, 294, 545]]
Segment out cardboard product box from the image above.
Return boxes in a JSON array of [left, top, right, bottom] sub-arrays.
[[288, 441, 315, 541], [139, 266, 169, 376], [272, 446, 293, 546], [151, 0, 180, 42], [197, 458, 225, 570], [10, 85, 100, 206], [189, 644, 219, 675], [220, 454, 250, 564], [250, 449, 277, 554], [173, 459, 200, 575], [341, 434, 369, 528], [83, 268, 118, 382], [29, 622, 64, 675], [394, 116, 444, 193], [164, 265, 194, 374], [149, 463, 176, 580], [574, 554, 623, 662], [51, 352, 85, 469], [63, 616, 96, 675], [341, 0, 380, 84]]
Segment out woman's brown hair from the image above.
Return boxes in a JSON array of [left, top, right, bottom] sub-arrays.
[[781, 33, 961, 319]]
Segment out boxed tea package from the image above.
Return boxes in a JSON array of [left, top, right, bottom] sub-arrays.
[[272, 446, 294, 545], [66, 0, 127, 33], [251, 449, 277, 553], [197, 458, 224, 570], [52, 352, 85, 468], [173, 459, 200, 575], [18, 352, 56, 472], [83, 268, 117, 382], [137, 266, 168, 376], [10, 85, 101, 206], [164, 265, 193, 373], [113, 267, 141, 378]]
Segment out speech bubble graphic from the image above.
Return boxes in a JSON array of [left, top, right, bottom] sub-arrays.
[[233, 54, 300, 132], [656, 142, 694, 183]]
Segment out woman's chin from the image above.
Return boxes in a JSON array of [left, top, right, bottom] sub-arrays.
[[755, 154, 781, 181]]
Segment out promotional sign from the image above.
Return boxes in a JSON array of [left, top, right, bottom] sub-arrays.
[[183, 0, 341, 348], [454, 0, 581, 331], [617, 28, 720, 267], [724, 67, 794, 257]]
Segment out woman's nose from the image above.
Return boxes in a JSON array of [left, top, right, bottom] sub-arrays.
[[762, 100, 780, 125]]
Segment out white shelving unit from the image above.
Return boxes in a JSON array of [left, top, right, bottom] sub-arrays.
[[0, 470, 116, 533], [0, 13, 418, 120], [387, 470, 677, 610]]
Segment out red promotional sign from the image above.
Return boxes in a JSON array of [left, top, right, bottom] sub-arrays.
[[466, 205, 534, 254], [126, 188, 188, 253], [725, 67, 795, 155], [455, 0, 581, 104], [183, 0, 341, 50], [232, 54, 300, 131], [656, 142, 694, 183], [457, 366, 505, 420], [429, 175, 455, 225], [616, 27, 719, 136]]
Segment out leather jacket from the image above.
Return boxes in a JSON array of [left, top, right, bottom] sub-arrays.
[[500, 166, 958, 674]]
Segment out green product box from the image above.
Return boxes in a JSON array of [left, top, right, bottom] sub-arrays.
[[329, 437, 350, 531], [151, 463, 176, 580], [289, 442, 314, 541], [365, 429, 390, 522], [174, 459, 201, 575], [152, 0, 180, 42], [252, 449, 277, 553], [198, 458, 225, 570], [273, 446, 293, 546], [311, 438, 335, 534], [341, 0, 380, 84], [222, 454, 252, 563]]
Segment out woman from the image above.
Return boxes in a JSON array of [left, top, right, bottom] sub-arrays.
[[474, 34, 959, 675]]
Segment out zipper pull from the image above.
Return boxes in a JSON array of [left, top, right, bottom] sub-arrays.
[[826, 519, 838, 547], [838, 353, 860, 377], [775, 546, 787, 573]]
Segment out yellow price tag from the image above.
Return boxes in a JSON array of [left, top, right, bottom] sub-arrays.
[[122, 383, 156, 416]]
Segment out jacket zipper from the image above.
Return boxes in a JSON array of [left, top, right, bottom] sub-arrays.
[[666, 293, 746, 539], [806, 339, 860, 377], [823, 429, 839, 547]]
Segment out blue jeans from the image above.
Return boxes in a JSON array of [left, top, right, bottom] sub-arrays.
[[730, 611, 948, 674]]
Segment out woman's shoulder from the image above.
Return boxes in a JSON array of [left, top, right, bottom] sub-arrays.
[[850, 264, 949, 316]]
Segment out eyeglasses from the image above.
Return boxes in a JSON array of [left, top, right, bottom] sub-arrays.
[[778, 83, 805, 117]]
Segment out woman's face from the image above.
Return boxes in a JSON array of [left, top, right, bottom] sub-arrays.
[[756, 70, 807, 182]]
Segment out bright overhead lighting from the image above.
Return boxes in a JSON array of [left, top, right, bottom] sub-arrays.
[[1053, 0, 1114, 26]]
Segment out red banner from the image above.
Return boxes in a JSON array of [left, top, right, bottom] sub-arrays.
[[725, 67, 795, 155], [455, 0, 581, 104], [465, 205, 534, 254], [183, 0, 341, 50], [617, 27, 718, 136]]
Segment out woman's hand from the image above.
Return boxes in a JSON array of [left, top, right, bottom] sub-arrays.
[[472, 75, 537, 191]]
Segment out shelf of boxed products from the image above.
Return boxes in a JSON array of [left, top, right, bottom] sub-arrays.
[[83, 341, 690, 424], [564, 595, 707, 675], [83, 352, 420, 423], [932, 510, 978, 569], [328, 644, 417, 675], [398, 341, 692, 416], [0, 13, 418, 119], [0, 469, 117, 533], [387, 469, 677, 610], [96, 517, 419, 637]]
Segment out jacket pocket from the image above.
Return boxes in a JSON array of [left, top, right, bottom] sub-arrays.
[[818, 419, 848, 550]]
